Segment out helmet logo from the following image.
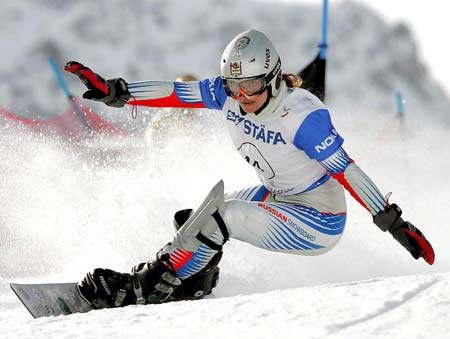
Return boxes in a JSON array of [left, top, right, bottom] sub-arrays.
[[230, 62, 242, 76], [234, 37, 250, 50], [264, 48, 271, 69]]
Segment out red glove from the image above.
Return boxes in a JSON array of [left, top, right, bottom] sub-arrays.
[[65, 61, 129, 107], [373, 203, 435, 265], [65, 61, 109, 98]]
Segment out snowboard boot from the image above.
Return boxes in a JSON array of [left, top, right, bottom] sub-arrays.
[[78, 204, 224, 309], [171, 251, 222, 301], [78, 268, 137, 309], [159, 207, 223, 300], [78, 259, 183, 309], [78, 253, 222, 308]]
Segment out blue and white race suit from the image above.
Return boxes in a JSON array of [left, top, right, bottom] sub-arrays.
[[127, 77, 387, 279]]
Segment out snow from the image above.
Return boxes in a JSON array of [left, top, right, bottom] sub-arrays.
[[1, 0, 450, 338], [2, 273, 450, 338]]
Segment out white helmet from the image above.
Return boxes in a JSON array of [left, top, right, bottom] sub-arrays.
[[221, 29, 282, 98]]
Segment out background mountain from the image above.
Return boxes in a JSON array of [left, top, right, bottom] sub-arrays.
[[1, 0, 449, 124]]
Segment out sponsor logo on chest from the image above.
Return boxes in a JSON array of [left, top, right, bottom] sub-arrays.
[[227, 110, 286, 145]]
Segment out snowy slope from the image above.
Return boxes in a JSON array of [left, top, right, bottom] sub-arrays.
[[1, 273, 449, 339], [1, 1, 450, 338], [1, 106, 449, 338]]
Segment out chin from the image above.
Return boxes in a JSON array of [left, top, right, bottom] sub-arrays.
[[240, 103, 257, 114]]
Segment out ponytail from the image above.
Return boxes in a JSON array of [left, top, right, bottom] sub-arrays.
[[282, 73, 303, 88]]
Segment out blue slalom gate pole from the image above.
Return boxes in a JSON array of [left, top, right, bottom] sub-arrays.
[[48, 58, 93, 136], [319, 0, 328, 60], [49, 58, 72, 98], [396, 91, 405, 117], [297, 0, 328, 101]]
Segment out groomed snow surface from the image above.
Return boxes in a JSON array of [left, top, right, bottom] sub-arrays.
[[2, 273, 449, 339]]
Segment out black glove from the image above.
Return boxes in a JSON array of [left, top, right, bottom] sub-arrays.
[[65, 61, 130, 107], [373, 204, 435, 265]]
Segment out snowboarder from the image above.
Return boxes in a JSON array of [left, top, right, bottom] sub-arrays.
[[66, 29, 435, 309]]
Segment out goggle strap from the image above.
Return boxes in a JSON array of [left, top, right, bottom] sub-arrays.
[[264, 57, 281, 85]]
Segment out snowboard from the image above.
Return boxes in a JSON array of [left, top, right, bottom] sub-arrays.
[[10, 282, 92, 318]]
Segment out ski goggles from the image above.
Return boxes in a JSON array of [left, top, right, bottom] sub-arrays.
[[222, 75, 267, 99]]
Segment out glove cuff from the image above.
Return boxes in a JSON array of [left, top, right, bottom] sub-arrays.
[[373, 203, 404, 232], [104, 78, 130, 107]]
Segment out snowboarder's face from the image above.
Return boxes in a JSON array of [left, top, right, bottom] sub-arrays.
[[236, 89, 268, 114]]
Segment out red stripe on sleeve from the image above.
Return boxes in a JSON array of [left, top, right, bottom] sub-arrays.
[[128, 91, 206, 108], [331, 171, 370, 212]]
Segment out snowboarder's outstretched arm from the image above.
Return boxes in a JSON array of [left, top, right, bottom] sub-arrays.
[[293, 109, 434, 265], [320, 147, 435, 265], [65, 61, 227, 110]]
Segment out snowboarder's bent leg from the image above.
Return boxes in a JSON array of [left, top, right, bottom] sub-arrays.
[[224, 179, 347, 255], [224, 199, 346, 255], [171, 180, 229, 252], [164, 179, 346, 282], [158, 180, 229, 280], [77, 182, 227, 308]]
